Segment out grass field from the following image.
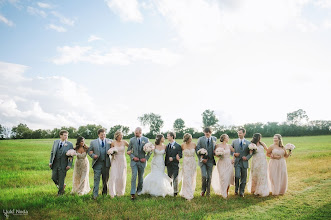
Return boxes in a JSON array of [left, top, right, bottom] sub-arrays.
[[0, 136, 331, 219]]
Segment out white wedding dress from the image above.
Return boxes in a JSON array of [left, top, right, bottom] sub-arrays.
[[141, 148, 173, 197]]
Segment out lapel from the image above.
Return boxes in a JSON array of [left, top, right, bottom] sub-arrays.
[[135, 137, 140, 151], [54, 139, 60, 155]]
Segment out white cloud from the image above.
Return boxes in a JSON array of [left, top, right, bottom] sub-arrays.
[[46, 24, 66, 32], [27, 6, 47, 17], [0, 14, 14, 26], [314, 0, 331, 8], [0, 61, 108, 129], [88, 35, 102, 42], [37, 2, 53, 9], [51, 11, 75, 26], [105, 0, 143, 22], [52, 45, 181, 65]]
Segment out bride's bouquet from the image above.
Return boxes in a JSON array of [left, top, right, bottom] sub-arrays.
[[197, 148, 208, 162], [285, 143, 295, 156], [66, 149, 77, 162], [107, 147, 118, 156], [143, 142, 155, 153], [215, 147, 225, 158], [248, 143, 258, 154], [108, 147, 118, 160]]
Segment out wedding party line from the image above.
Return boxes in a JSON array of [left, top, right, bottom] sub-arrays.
[[49, 127, 295, 201]]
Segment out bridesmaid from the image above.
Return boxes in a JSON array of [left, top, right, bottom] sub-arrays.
[[267, 134, 291, 195], [247, 133, 270, 197], [211, 134, 235, 198], [179, 133, 197, 200], [71, 137, 91, 195], [108, 131, 129, 198]]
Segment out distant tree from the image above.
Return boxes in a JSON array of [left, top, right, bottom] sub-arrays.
[[77, 124, 103, 139], [202, 109, 219, 128], [173, 118, 185, 138], [31, 129, 42, 139], [60, 126, 78, 138], [0, 124, 3, 139], [107, 125, 130, 139], [11, 123, 33, 139], [138, 113, 164, 136], [50, 128, 61, 138], [287, 109, 309, 125]]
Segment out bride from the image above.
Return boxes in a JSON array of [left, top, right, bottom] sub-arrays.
[[140, 134, 173, 197]]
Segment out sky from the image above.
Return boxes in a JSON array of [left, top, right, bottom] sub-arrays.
[[0, 0, 330, 133]]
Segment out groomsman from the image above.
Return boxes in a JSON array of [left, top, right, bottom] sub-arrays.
[[231, 128, 252, 197], [49, 130, 74, 195], [88, 128, 111, 200], [127, 127, 150, 200], [196, 127, 216, 196], [165, 131, 182, 196]]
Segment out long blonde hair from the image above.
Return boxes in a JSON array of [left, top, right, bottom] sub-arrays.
[[114, 130, 123, 141], [274, 134, 284, 148]]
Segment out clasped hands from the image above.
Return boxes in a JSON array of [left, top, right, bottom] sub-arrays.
[[233, 152, 248, 161], [169, 154, 181, 162]]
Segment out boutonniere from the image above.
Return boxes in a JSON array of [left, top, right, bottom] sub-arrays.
[[243, 141, 246, 145], [107, 140, 112, 145], [64, 143, 68, 147], [142, 141, 146, 144], [172, 145, 175, 149], [213, 140, 216, 145]]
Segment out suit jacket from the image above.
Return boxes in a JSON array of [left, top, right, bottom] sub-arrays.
[[49, 140, 73, 170], [165, 141, 182, 167], [127, 136, 150, 167], [88, 138, 111, 168], [196, 136, 217, 166], [231, 139, 252, 169]]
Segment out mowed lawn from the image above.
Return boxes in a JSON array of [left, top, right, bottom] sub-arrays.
[[0, 136, 330, 219]]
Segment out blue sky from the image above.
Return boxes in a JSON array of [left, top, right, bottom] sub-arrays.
[[0, 0, 331, 132]]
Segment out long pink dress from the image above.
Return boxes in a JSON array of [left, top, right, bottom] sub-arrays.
[[247, 144, 270, 197], [108, 146, 127, 197], [211, 146, 234, 198], [268, 148, 288, 195]]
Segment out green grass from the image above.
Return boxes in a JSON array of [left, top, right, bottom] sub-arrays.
[[0, 136, 330, 219]]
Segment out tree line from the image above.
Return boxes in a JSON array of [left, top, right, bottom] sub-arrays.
[[0, 109, 330, 140]]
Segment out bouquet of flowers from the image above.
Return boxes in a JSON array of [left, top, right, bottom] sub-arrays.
[[107, 147, 118, 156], [143, 142, 155, 153], [197, 148, 208, 162], [248, 143, 258, 154], [215, 147, 225, 158], [285, 143, 295, 156], [66, 149, 77, 162], [108, 147, 118, 160]]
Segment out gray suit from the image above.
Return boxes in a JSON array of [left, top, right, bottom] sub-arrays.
[[49, 140, 73, 195], [196, 136, 216, 195], [88, 138, 111, 198], [231, 138, 252, 195], [127, 136, 150, 195]]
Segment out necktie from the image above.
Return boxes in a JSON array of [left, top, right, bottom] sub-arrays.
[[138, 138, 141, 146], [240, 140, 243, 149], [168, 143, 171, 149], [207, 138, 210, 146], [59, 143, 63, 149], [102, 140, 104, 148]]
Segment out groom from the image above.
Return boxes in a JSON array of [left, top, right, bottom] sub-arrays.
[[88, 128, 111, 200], [196, 127, 216, 196], [49, 130, 74, 195], [165, 131, 182, 196], [231, 128, 252, 197], [127, 127, 150, 200]]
